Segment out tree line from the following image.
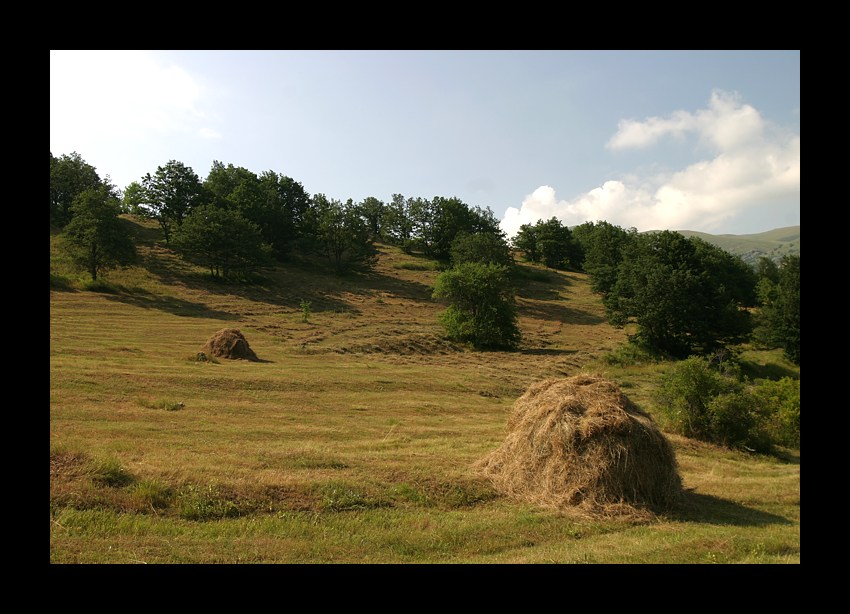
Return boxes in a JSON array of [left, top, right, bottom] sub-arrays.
[[50, 151, 799, 366]]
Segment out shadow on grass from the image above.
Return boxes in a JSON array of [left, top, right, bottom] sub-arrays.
[[152, 251, 436, 314], [739, 358, 799, 381], [514, 264, 573, 301], [671, 490, 793, 527], [49, 274, 77, 292], [101, 288, 239, 320], [518, 301, 606, 325], [769, 447, 800, 465]]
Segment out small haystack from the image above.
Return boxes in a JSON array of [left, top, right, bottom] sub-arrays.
[[477, 374, 681, 517], [201, 328, 259, 361]]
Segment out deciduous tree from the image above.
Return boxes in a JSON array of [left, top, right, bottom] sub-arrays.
[[432, 262, 521, 350], [63, 185, 136, 281], [140, 160, 206, 244], [173, 204, 270, 279], [50, 151, 103, 227]]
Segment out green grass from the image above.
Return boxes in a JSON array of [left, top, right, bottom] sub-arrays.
[[50, 216, 800, 563], [392, 260, 440, 271]]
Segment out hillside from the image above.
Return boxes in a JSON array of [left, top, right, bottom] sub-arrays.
[[49, 216, 800, 563], [673, 225, 800, 266]]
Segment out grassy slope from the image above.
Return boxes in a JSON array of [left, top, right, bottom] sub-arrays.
[[50, 217, 800, 563]]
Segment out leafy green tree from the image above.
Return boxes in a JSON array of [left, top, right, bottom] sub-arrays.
[[432, 262, 521, 350], [606, 231, 753, 357], [310, 195, 378, 273], [691, 237, 758, 307], [140, 160, 207, 244], [173, 204, 270, 279], [122, 181, 148, 216], [50, 151, 103, 227], [513, 223, 540, 263], [382, 193, 415, 247], [572, 221, 636, 294], [429, 197, 501, 261], [536, 217, 576, 269], [755, 256, 780, 285], [752, 255, 800, 364], [204, 161, 258, 208], [771, 255, 800, 364], [204, 161, 312, 259], [777, 255, 800, 365], [401, 195, 502, 260], [450, 231, 513, 267], [63, 185, 136, 281], [358, 196, 386, 240], [512, 217, 579, 270], [406, 196, 435, 254], [257, 171, 312, 258]]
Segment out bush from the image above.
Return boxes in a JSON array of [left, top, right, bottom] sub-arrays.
[[751, 377, 800, 448], [449, 231, 513, 267], [656, 356, 736, 440], [300, 299, 312, 323], [432, 262, 521, 350], [707, 391, 772, 453], [656, 356, 799, 452]]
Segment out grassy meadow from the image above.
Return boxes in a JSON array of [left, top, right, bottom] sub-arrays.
[[49, 217, 800, 563]]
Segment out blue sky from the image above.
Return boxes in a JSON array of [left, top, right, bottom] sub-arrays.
[[50, 50, 799, 236]]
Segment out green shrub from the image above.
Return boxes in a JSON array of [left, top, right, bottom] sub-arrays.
[[657, 356, 736, 440], [300, 299, 312, 323], [752, 377, 800, 448], [432, 262, 521, 350], [707, 391, 772, 453], [657, 356, 799, 452]]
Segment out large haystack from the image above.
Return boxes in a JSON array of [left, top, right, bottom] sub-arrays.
[[477, 374, 681, 517], [201, 328, 259, 361]]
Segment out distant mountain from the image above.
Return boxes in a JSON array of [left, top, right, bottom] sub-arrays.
[[651, 225, 800, 266]]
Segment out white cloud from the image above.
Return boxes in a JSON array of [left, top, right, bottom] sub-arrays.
[[607, 110, 695, 150], [50, 50, 210, 144], [502, 90, 799, 237], [607, 89, 764, 152]]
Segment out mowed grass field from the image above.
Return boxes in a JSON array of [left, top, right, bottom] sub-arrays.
[[49, 218, 800, 563]]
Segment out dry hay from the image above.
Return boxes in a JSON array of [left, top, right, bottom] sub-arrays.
[[201, 328, 259, 361], [477, 373, 682, 519]]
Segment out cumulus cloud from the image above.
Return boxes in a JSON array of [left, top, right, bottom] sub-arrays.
[[501, 90, 799, 237]]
